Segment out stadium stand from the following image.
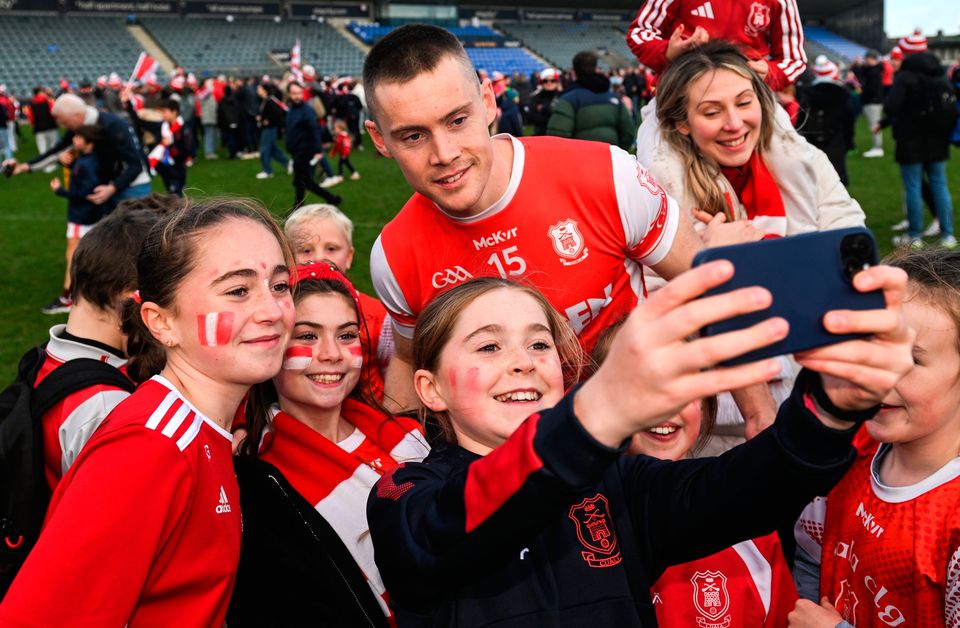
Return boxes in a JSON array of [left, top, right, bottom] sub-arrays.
[[348, 23, 501, 45], [804, 26, 869, 63], [347, 21, 545, 75], [0, 16, 157, 98], [466, 48, 546, 76], [140, 17, 364, 78], [497, 22, 636, 71]]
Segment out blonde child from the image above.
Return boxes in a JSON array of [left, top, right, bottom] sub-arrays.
[[790, 248, 960, 627], [285, 204, 391, 401], [366, 261, 914, 627]]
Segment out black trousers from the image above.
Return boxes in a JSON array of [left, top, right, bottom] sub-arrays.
[[292, 152, 340, 209]]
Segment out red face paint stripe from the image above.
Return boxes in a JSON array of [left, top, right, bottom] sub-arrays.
[[215, 312, 234, 345], [464, 414, 544, 533]]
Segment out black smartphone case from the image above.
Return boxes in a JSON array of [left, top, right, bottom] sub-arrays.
[[692, 227, 885, 366]]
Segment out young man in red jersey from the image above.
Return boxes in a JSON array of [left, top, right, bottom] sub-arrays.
[[362, 24, 717, 412]]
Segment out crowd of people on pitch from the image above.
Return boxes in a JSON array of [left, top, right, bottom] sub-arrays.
[[0, 5, 959, 626]]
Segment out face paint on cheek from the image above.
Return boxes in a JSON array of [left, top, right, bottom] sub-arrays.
[[283, 345, 313, 370], [348, 345, 363, 369], [197, 312, 235, 347], [466, 367, 480, 392], [448, 368, 457, 391]]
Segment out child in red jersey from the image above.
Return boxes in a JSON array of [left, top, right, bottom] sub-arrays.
[[366, 262, 915, 628], [790, 248, 960, 628], [0, 199, 294, 626], [331, 118, 360, 180], [229, 263, 428, 626], [592, 324, 798, 627], [286, 203, 393, 401]]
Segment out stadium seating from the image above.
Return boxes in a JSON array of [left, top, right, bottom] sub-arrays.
[[497, 22, 636, 71], [141, 17, 364, 78], [466, 48, 546, 76], [0, 16, 157, 98], [804, 26, 869, 63], [348, 22, 500, 45]]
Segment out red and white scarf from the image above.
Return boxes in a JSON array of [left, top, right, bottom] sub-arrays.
[[720, 151, 787, 237], [259, 399, 429, 618]]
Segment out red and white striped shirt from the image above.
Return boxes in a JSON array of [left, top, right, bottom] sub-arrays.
[[0, 376, 241, 627], [627, 0, 806, 90], [260, 399, 429, 618]]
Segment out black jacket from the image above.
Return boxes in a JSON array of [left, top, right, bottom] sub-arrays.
[[30, 109, 145, 193], [857, 63, 884, 105], [227, 457, 390, 628], [368, 372, 863, 627], [882, 51, 954, 164], [285, 101, 324, 156]]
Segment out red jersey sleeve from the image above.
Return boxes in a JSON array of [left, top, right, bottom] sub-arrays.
[[764, 0, 806, 90], [627, 0, 680, 73], [0, 427, 193, 626]]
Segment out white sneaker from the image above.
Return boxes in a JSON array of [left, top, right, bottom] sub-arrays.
[[320, 175, 343, 188], [862, 148, 884, 158], [892, 234, 923, 248], [350, 171, 360, 180], [891, 218, 909, 232], [287, 161, 294, 175], [939, 235, 958, 249], [923, 219, 941, 237], [255, 171, 273, 179]]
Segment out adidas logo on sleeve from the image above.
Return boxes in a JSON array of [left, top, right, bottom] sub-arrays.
[[691, 2, 715, 18]]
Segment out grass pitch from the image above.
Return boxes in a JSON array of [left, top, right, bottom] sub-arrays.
[[1, 121, 957, 382]]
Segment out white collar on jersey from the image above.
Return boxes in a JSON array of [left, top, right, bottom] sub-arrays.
[[870, 442, 960, 503], [433, 133, 525, 224], [46, 324, 127, 369]]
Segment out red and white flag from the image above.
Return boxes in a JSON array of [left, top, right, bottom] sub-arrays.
[[129, 52, 159, 85], [290, 39, 303, 81], [197, 312, 234, 347]]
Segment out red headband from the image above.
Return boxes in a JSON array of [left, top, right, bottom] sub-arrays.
[[291, 262, 362, 315]]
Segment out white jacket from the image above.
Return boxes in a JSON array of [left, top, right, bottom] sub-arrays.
[[635, 98, 865, 236]]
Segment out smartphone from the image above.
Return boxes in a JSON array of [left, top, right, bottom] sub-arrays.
[[691, 227, 884, 366]]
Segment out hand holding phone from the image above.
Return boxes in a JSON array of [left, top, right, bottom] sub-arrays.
[[692, 227, 885, 366]]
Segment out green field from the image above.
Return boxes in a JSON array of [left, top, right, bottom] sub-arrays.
[[1, 120, 958, 382]]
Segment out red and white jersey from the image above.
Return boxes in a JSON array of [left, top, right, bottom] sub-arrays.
[[36, 324, 131, 492], [371, 135, 679, 353], [627, 0, 806, 91], [260, 400, 429, 617], [652, 532, 797, 627], [816, 444, 960, 627], [0, 376, 241, 627]]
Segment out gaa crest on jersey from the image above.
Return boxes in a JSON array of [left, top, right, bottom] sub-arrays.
[[548, 219, 589, 265], [567, 493, 622, 568], [744, 2, 771, 36], [691, 571, 730, 626]]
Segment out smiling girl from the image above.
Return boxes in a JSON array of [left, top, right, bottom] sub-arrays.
[[0, 199, 294, 626], [228, 263, 428, 627], [790, 248, 960, 627], [367, 264, 914, 627]]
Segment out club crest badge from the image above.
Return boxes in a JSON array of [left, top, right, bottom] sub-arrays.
[[635, 163, 661, 196], [691, 570, 731, 626], [836, 579, 860, 625], [744, 2, 771, 36], [548, 219, 585, 260], [568, 493, 621, 568]]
